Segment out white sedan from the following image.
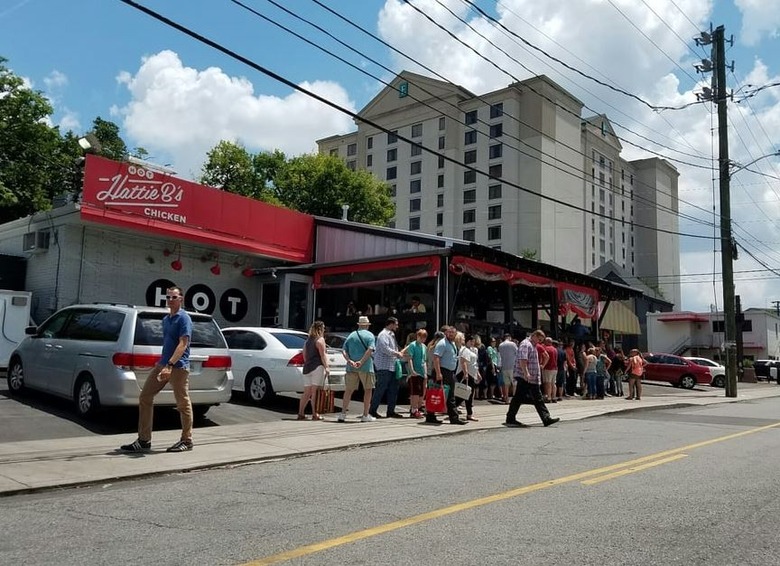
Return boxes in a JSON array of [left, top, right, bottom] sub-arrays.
[[685, 357, 726, 388], [222, 327, 347, 405]]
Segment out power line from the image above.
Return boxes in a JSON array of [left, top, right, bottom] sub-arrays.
[[239, 0, 715, 231], [116, 0, 718, 242]]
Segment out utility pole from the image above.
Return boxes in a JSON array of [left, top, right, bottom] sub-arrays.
[[714, 25, 738, 398], [771, 300, 780, 317]]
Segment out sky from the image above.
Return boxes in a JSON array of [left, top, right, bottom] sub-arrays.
[[2, 0, 780, 313]]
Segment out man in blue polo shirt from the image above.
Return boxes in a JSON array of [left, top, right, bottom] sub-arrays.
[[433, 325, 466, 425]]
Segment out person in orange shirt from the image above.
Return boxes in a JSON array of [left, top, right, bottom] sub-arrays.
[[626, 349, 647, 400]]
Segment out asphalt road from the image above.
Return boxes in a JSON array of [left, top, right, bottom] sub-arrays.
[[0, 376, 714, 443], [1, 397, 778, 565]]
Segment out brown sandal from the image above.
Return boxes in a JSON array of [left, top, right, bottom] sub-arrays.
[[296, 414, 306, 420], [311, 414, 324, 421]]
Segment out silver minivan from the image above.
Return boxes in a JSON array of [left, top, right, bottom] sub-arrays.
[[6, 304, 233, 417]]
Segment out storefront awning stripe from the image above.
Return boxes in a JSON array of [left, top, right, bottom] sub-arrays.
[[312, 256, 439, 289], [449, 256, 554, 287]]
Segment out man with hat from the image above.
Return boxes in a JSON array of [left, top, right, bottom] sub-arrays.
[[339, 316, 377, 422]]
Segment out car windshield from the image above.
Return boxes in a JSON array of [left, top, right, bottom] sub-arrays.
[[270, 331, 307, 349], [134, 313, 227, 348]]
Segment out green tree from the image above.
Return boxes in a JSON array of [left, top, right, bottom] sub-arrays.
[[90, 117, 127, 161], [0, 58, 68, 223], [520, 248, 538, 260], [273, 153, 393, 225], [200, 143, 393, 225]]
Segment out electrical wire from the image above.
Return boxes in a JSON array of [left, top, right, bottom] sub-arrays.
[[116, 0, 718, 243], [234, 0, 716, 231]]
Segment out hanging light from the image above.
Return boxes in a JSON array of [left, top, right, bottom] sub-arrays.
[[164, 243, 183, 271], [210, 252, 221, 275]]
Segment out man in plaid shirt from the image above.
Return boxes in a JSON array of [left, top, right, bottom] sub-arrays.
[[505, 329, 560, 428]]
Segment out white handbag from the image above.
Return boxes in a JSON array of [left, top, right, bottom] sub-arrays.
[[454, 379, 472, 400]]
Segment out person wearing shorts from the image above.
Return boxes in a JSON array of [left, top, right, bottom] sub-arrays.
[[299, 321, 329, 420], [340, 316, 377, 422], [497, 334, 517, 403], [403, 328, 428, 418]]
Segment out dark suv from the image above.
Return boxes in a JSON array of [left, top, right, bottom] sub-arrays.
[[753, 360, 780, 382], [7, 304, 233, 417]]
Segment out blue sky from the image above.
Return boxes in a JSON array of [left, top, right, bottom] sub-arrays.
[[2, 0, 780, 313]]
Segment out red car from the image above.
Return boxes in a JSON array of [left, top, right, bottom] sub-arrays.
[[643, 353, 712, 389]]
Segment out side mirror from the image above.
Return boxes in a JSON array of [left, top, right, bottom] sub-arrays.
[[24, 326, 39, 336]]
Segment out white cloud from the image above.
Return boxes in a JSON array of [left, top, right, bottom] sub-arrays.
[[735, 0, 780, 46], [115, 50, 356, 179], [376, 0, 780, 312], [57, 108, 80, 132], [43, 70, 67, 90]]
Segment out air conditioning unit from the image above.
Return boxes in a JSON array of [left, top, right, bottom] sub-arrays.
[[22, 230, 51, 253]]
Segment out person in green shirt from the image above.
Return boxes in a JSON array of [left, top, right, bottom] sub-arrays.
[[403, 328, 428, 418]]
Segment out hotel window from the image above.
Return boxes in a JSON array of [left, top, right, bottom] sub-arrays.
[[488, 164, 502, 178], [347, 143, 357, 156], [411, 123, 423, 138], [463, 209, 476, 223], [437, 174, 444, 188], [387, 130, 398, 144], [389, 184, 396, 197], [409, 217, 420, 231], [366, 154, 373, 167], [386, 166, 397, 180], [388, 220, 396, 229], [488, 225, 501, 240], [367, 136, 373, 149], [439, 116, 446, 130], [463, 229, 476, 241], [489, 143, 502, 159], [464, 130, 477, 145], [488, 184, 502, 199], [488, 205, 501, 220], [464, 170, 476, 184], [489, 123, 503, 138], [329, 148, 338, 156], [411, 143, 422, 157], [437, 194, 444, 207], [410, 179, 421, 193], [346, 160, 356, 171], [463, 189, 476, 204], [410, 161, 422, 175], [438, 136, 445, 150], [465, 110, 477, 125], [410, 198, 421, 212], [490, 103, 503, 118], [387, 148, 397, 162], [464, 150, 477, 164], [438, 155, 445, 169], [436, 212, 443, 226]]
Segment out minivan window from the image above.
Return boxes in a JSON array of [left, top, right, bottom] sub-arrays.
[[38, 310, 72, 338], [64, 309, 126, 341], [134, 312, 227, 348]]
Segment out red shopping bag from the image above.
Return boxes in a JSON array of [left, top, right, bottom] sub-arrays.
[[425, 385, 446, 414]]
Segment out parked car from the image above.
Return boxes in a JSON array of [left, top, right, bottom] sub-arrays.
[[685, 357, 726, 388], [223, 327, 347, 405], [6, 304, 233, 418], [324, 332, 350, 350], [643, 353, 712, 389], [752, 360, 780, 382]]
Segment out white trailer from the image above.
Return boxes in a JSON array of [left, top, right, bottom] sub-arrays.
[[0, 290, 33, 370]]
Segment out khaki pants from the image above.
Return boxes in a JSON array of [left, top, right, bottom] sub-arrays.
[[138, 365, 192, 443]]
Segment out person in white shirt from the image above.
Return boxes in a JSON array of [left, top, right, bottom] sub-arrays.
[[457, 333, 481, 421]]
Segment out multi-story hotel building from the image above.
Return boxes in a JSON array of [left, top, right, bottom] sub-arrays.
[[317, 71, 681, 308]]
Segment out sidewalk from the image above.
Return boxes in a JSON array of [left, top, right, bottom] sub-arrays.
[[1, 384, 778, 497]]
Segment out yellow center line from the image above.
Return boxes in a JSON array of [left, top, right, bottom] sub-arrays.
[[242, 420, 780, 565], [582, 453, 689, 485]]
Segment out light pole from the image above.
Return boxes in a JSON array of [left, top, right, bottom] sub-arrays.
[[729, 150, 780, 176]]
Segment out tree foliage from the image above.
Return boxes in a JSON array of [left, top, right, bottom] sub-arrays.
[[0, 58, 132, 223], [200, 141, 394, 225]]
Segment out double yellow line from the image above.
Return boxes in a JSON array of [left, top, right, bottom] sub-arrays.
[[244, 421, 780, 565]]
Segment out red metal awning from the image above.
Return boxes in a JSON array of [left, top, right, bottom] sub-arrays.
[[449, 256, 553, 287], [313, 255, 440, 289], [657, 312, 709, 323]]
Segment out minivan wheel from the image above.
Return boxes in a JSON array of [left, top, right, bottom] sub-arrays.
[[7, 358, 25, 394], [74, 375, 100, 417], [680, 374, 697, 390], [246, 370, 274, 405]]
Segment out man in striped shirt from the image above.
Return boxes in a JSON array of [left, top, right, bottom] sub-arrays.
[[505, 329, 560, 428]]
